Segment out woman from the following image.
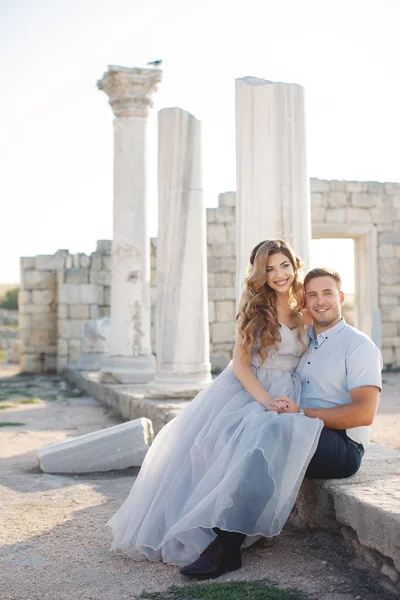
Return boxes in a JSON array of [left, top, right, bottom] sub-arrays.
[[107, 239, 323, 577]]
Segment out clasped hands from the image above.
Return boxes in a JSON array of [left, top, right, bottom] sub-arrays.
[[266, 396, 299, 413]]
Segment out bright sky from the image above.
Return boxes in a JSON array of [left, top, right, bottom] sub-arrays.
[[1, 0, 399, 290]]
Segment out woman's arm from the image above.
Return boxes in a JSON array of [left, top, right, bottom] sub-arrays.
[[232, 330, 275, 409]]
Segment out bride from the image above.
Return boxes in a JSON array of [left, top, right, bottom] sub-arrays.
[[107, 239, 323, 579]]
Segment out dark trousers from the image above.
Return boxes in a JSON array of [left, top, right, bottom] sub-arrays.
[[306, 427, 362, 479]]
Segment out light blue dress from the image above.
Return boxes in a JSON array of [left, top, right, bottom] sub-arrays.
[[107, 324, 324, 566]]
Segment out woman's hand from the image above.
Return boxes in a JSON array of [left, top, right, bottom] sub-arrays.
[[273, 396, 300, 414], [266, 398, 290, 413]]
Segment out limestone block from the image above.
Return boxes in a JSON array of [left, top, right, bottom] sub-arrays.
[[216, 300, 236, 322], [379, 232, 400, 245], [35, 254, 65, 271], [81, 317, 110, 354], [379, 245, 395, 258], [69, 305, 90, 319], [382, 347, 393, 364], [103, 255, 111, 269], [389, 306, 400, 322], [32, 290, 55, 305], [346, 181, 367, 193], [151, 268, 156, 286], [37, 418, 153, 473], [212, 243, 234, 258], [90, 253, 103, 270], [103, 286, 111, 305], [79, 254, 90, 268], [380, 296, 397, 306], [220, 258, 236, 272], [19, 290, 31, 304], [22, 304, 53, 315], [20, 257, 35, 270], [310, 179, 329, 193], [57, 355, 68, 372], [58, 304, 68, 319], [325, 208, 346, 223], [310, 193, 324, 207], [65, 269, 89, 285], [210, 351, 231, 371], [96, 240, 112, 253], [367, 181, 384, 193], [21, 354, 41, 372], [327, 192, 347, 208], [226, 223, 236, 244], [217, 273, 234, 286], [351, 193, 380, 208], [329, 180, 346, 191], [215, 205, 235, 223], [395, 247, 400, 259], [99, 307, 110, 319], [58, 339, 68, 356], [19, 313, 32, 330], [31, 313, 57, 331], [24, 330, 52, 347], [209, 287, 236, 301], [384, 183, 400, 193], [207, 223, 227, 244], [208, 300, 216, 322], [59, 284, 80, 305], [372, 206, 395, 224], [206, 207, 217, 224], [207, 257, 222, 273], [218, 192, 236, 207], [89, 269, 111, 286], [208, 272, 216, 287], [211, 321, 236, 343], [79, 284, 103, 305], [346, 207, 371, 223], [311, 207, 326, 222], [23, 270, 56, 291], [379, 258, 400, 275], [68, 347, 81, 363], [90, 305, 100, 319]]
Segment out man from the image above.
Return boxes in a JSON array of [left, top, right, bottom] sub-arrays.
[[180, 267, 382, 579]]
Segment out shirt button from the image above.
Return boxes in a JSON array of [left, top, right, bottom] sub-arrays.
[[307, 362, 310, 364], [307, 380, 309, 383]]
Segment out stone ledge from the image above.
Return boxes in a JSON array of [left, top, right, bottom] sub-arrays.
[[63, 366, 189, 434], [291, 444, 400, 593]]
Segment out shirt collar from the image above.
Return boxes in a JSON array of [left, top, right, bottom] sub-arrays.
[[308, 317, 347, 346]]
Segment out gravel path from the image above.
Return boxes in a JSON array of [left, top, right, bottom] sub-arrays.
[[0, 367, 398, 600]]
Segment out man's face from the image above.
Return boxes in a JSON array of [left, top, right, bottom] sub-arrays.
[[305, 276, 344, 330]]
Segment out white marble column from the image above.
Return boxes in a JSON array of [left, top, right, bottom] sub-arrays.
[[235, 77, 311, 299], [147, 108, 211, 397], [97, 66, 161, 383]]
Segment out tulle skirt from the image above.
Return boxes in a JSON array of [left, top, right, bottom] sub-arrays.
[[107, 363, 323, 566]]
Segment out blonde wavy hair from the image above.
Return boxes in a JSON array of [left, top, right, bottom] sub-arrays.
[[236, 239, 306, 364]]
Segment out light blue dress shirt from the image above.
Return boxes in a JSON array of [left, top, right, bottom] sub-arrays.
[[296, 318, 383, 450]]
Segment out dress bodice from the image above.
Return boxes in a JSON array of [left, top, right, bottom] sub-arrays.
[[251, 324, 308, 372]]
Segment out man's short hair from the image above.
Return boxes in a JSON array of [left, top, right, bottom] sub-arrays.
[[304, 267, 342, 290]]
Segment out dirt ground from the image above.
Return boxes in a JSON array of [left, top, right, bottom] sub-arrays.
[[0, 364, 398, 600]]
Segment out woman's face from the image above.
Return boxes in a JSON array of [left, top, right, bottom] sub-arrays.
[[265, 252, 295, 294]]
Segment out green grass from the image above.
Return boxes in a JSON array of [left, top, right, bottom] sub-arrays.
[[0, 422, 25, 427], [0, 349, 6, 361], [0, 404, 12, 410], [16, 397, 40, 404], [139, 580, 314, 600]]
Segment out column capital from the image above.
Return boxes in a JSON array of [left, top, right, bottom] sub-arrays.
[[97, 65, 162, 118]]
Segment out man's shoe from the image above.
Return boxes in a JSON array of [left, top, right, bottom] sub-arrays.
[[180, 538, 242, 579], [256, 536, 275, 548]]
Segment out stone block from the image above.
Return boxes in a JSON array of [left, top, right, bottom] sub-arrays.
[[209, 287, 236, 301], [68, 347, 81, 363], [212, 243, 235, 258], [207, 257, 222, 273], [208, 300, 216, 322], [19, 313, 32, 330], [325, 208, 346, 223], [69, 305, 90, 320], [206, 207, 217, 224], [371, 206, 395, 224], [57, 355, 69, 372], [79, 284, 103, 305], [351, 193, 381, 208], [346, 207, 371, 223], [37, 418, 153, 473], [215, 205, 235, 223], [90, 305, 100, 319], [384, 182, 400, 193], [22, 304, 53, 315], [311, 207, 326, 222], [79, 254, 90, 268], [103, 255, 111, 270], [19, 290, 31, 305], [96, 240, 112, 253], [218, 192, 236, 207], [367, 181, 384, 193], [379, 258, 400, 275], [59, 284, 80, 305], [58, 304, 68, 319], [310, 179, 329, 193], [208, 272, 215, 287], [327, 192, 347, 208], [379, 245, 395, 258], [211, 321, 236, 343], [210, 351, 231, 372], [32, 290, 55, 305], [65, 269, 89, 284], [389, 306, 400, 322], [31, 313, 57, 331], [103, 286, 111, 305], [89, 270, 111, 286], [225, 223, 236, 244], [58, 338, 68, 356], [380, 296, 397, 306], [207, 223, 227, 245], [217, 272, 234, 286], [346, 181, 367, 193], [219, 258, 236, 272], [23, 330, 51, 347], [216, 300, 236, 322], [96, 306, 109, 317], [20, 257, 35, 270], [310, 193, 324, 207], [90, 252, 103, 270], [81, 317, 110, 353], [21, 354, 41, 372], [329, 180, 346, 191], [35, 254, 66, 271], [23, 270, 56, 291]]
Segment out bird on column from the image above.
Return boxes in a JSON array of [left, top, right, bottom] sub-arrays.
[[147, 60, 163, 68]]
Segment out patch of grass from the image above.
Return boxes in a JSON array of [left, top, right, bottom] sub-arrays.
[[0, 422, 25, 427], [62, 390, 84, 398], [7, 389, 33, 397], [139, 580, 314, 600], [0, 350, 6, 361], [16, 397, 40, 404], [2, 322, 18, 330], [0, 404, 12, 410]]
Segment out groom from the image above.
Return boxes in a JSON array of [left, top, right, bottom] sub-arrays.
[[180, 266, 382, 579]]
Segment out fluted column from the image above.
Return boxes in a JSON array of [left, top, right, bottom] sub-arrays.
[[235, 77, 311, 299], [147, 108, 211, 397], [97, 66, 161, 383]]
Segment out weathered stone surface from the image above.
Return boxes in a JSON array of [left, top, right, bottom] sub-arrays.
[[326, 208, 346, 223], [346, 207, 372, 223], [23, 270, 56, 291], [79, 284, 103, 305], [207, 224, 227, 244], [81, 317, 110, 354], [20, 257, 36, 270], [216, 300, 235, 322], [37, 418, 153, 473], [35, 254, 66, 271], [351, 193, 381, 208], [310, 178, 329, 193], [96, 239, 112, 253], [65, 269, 89, 284], [211, 321, 236, 343], [32, 290, 55, 305], [311, 207, 326, 222], [69, 305, 90, 320], [59, 284, 80, 305], [89, 270, 111, 286], [218, 192, 236, 207], [327, 192, 347, 207]]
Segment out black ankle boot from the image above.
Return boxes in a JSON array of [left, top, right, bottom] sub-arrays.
[[180, 529, 245, 580]]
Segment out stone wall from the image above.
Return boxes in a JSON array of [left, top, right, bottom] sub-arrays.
[[19, 179, 400, 372]]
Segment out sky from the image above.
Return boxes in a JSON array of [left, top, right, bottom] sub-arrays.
[[1, 0, 399, 291]]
